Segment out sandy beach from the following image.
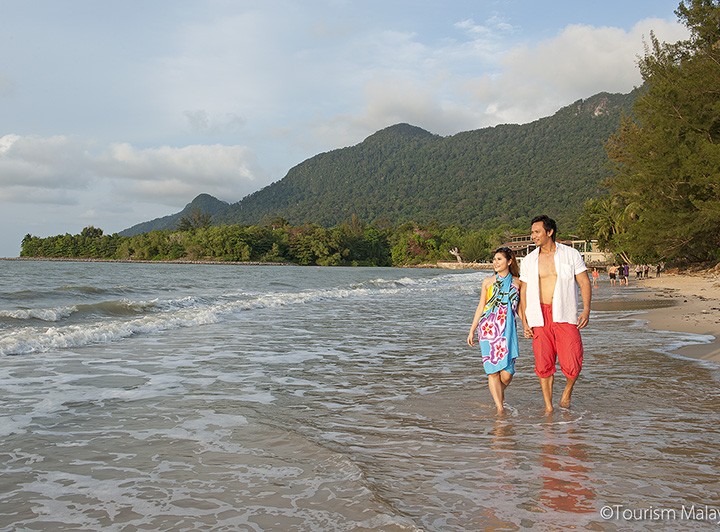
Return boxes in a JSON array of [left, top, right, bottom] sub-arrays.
[[631, 267, 720, 363]]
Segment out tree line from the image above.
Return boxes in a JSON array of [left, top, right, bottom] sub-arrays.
[[20, 218, 510, 267], [579, 0, 720, 265]]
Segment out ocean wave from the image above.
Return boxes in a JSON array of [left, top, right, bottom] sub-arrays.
[[57, 285, 112, 294], [0, 306, 78, 322], [0, 307, 223, 355], [1, 285, 135, 303], [0, 299, 162, 323], [0, 273, 480, 355], [360, 270, 484, 290]]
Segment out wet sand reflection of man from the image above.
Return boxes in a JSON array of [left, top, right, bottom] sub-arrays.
[[538, 419, 596, 514]]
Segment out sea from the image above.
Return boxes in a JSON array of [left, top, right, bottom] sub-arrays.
[[0, 260, 718, 531]]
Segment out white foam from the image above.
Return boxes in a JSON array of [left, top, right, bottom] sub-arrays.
[[0, 306, 222, 355], [0, 271, 483, 356], [0, 306, 77, 321]]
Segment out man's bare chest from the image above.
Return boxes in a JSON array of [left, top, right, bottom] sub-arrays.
[[538, 253, 557, 278]]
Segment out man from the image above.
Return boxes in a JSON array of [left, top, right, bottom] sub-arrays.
[[520, 215, 592, 413]]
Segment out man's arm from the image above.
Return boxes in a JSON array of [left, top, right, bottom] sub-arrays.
[[575, 271, 592, 329]]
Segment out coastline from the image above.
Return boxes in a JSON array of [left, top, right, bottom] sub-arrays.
[[0, 257, 294, 266], [630, 269, 720, 363]]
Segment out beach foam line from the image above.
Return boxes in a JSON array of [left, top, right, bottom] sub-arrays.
[[0, 272, 483, 355]]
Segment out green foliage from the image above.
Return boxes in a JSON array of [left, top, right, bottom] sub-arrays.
[[20, 227, 122, 259], [587, 0, 720, 263], [20, 221, 500, 267], [458, 230, 493, 262], [112, 92, 631, 238], [121, 194, 230, 236], [177, 208, 212, 231]]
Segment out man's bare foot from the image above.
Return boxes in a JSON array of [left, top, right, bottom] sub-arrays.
[[559, 392, 572, 409], [559, 378, 576, 409], [544, 406, 554, 414]]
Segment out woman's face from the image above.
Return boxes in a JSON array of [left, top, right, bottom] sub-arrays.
[[493, 252, 510, 273]]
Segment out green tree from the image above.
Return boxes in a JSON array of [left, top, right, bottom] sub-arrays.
[[603, 0, 720, 263], [177, 209, 212, 231], [80, 226, 104, 238], [459, 230, 492, 262]]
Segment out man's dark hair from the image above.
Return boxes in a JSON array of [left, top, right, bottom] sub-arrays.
[[531, 214, 557, 242]]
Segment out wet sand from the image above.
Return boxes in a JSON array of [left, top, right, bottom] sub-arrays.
[[632, 269, 720, 363]]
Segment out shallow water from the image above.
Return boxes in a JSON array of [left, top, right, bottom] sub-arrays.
[[1, 262, 718, 531]]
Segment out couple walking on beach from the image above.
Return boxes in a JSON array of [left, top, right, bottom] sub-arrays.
[[467, 215, 592, 414]]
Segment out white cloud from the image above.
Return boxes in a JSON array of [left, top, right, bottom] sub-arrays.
[[463, 18, 689, 125], [0, 134, 268, 207], [288, 15, 690, 153], [0, 134, 93, 188], [0, 185, 79, 205], [455, 16, 516, 40]]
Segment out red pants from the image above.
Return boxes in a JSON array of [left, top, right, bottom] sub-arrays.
[[532, 304, 583, 379]]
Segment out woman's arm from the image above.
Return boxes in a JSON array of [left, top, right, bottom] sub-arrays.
[[467, 278, 490, 346], [519, 280, 533, 339]]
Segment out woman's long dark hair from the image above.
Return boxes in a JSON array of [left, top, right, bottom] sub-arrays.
[[494, 247, 520, 278]]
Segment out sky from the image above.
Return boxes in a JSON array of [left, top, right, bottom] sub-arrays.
[[0, 0, 690, 257]]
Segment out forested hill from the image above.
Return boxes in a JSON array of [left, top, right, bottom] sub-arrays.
[[219, 90, 639, 231], [120, 193, 230, 236], [123, 89, 639, 234]]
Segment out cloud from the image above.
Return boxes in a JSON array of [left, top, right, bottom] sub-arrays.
[[0, 134, 94, 189], [101, 143, 263, 204], [463, 18, 690, 125], [454, 15, 516, 42], [304, 16, 690, 148], [0, 134, 268, 207]]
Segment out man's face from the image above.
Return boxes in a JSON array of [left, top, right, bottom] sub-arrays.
[[531, 221, 553, 247]]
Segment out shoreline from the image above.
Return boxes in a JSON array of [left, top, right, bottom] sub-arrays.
[[626, 269, 720, 363], [1, 257, 491, 269], [0, 257, 294, 266]]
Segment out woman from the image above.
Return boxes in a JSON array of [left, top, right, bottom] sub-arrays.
[[467, 247, 522, 413]]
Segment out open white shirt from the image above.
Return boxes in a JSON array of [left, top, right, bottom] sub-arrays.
[[520, 243, 587, 327]]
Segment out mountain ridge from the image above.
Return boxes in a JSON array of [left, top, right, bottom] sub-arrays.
[[120, 193, 230, 236], [121, 89, 639, 235]]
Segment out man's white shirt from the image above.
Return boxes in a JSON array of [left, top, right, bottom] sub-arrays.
[[520, 243, 587, 327]]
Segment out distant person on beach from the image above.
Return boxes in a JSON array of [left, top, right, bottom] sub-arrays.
[[656, 263, 662, 277], [618, 264, 626, 286], [467, 247, 522, 414], [623, 263, 630, 285], [591, 268, 599, 288], [520, 215, 592, 414], [608, 265, 617, 286]]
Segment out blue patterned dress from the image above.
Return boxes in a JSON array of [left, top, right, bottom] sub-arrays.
[[477, 273, 520, 374]]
